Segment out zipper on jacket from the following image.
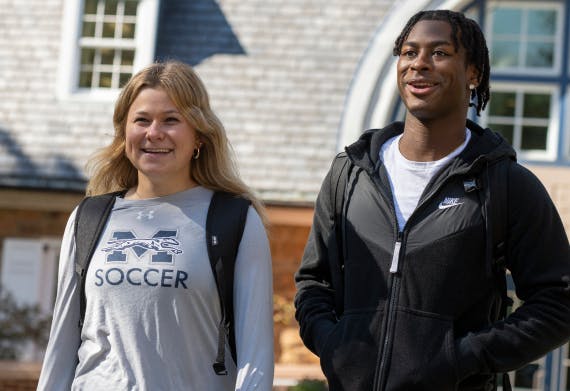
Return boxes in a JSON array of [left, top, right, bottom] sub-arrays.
[[373, 171, 473, 389], [389, 239, 402, 273], [373, 232, 404, 391]]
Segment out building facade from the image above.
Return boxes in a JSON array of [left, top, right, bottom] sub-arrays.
[[0, 0, 568, 389]]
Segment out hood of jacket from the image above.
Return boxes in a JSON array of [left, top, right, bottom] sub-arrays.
[[345, 119, 516, 177]]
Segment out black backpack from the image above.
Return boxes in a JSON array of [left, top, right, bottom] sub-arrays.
[[73, 191, 250, 376]]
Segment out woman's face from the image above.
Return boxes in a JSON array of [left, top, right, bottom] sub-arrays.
[[125, 87, 200, 191]]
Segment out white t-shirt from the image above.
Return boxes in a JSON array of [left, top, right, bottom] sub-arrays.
[[37, 186, 274, 391], [380, 130, 471, 231]]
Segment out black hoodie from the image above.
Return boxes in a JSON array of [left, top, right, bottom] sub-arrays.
[[295, 120, 570, 391]]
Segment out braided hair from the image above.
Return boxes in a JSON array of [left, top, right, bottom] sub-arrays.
[[393, 10, 490, 116]]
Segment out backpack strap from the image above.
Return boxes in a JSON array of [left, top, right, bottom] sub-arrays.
[[477, 156, 514, 391], [329, 153, 354, 318], [331, 153, 351, 225], [206, 191, 251, 375], [74, 192, 122, 328], [486, 157, 514, 316]]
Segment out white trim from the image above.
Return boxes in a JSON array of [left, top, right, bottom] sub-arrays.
[[481, 82, 559, 161], [56, 0, 82, 100], [337, 0, 472, 151], [56, 0, 160, 102], [561, 344, 569, 391], [134, 0, 159, 73], [565, 85, 570, 162]]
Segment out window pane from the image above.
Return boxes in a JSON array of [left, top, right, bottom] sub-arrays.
[[489, 123, 514, 145], [513, 363, 539, 388], [120, 73, 132, 87], [104, 0, 118, 15], [84, 0, 98, 15], [121, 50, 135, 66], [80, 48, 96, 65], [102, 22, 116, 38], [525, 42, 554, 68], [81, 21, 96, 37], [77, 0, 141, 91], [489, 92, 516, 116], [99, 72, 113, 88], [521, 126, 548, 150], [100, 48, 115, 65], [528, 10, 556, 36], [492, 8, 521, 35], [122, 23, 136, 39], [124, 0, 138, 16], [523, 94, 550, 118], [79, 71, 93, 88], [491, 40, 519, 67]]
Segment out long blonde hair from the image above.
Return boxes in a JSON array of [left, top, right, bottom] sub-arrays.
[[86, 61, 266, 223]]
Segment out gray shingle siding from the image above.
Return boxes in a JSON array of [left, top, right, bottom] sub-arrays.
[[0, 0, 394, 202]]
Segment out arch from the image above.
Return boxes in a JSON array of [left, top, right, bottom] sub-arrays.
[[337, 0, 474, 150]]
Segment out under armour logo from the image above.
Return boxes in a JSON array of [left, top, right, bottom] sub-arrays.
[[137, 210, 155, 220]]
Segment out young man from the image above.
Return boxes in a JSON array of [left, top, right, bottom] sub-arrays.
[[295, 10, 570, 391]]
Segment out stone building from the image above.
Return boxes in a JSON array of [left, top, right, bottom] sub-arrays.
[[0, 0, 568, 389]]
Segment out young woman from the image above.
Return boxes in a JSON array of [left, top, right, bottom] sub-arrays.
[[38, 61, 274, 390]]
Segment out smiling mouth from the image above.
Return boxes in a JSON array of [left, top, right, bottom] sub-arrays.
[[408, 81, 436, 89], [142, 148, 172, 154], [405, 80, 438, 95]]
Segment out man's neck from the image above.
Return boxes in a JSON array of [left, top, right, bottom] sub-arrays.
[[399, 116, 468, 162]]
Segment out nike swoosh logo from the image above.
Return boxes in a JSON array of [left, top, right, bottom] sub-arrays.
[[438, 202, 464, 210], [438, 197, 464, 210]]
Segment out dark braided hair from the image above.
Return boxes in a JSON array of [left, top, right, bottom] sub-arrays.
[[393, 10, 490, 116]]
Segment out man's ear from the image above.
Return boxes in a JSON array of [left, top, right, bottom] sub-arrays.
[[467, 64, 480, 89]]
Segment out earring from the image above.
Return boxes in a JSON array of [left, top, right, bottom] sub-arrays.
[[469, 84, 476, 90], [193, 146, 201, 160]]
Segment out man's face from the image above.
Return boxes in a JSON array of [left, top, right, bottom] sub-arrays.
[[396, 20, 477, 122]]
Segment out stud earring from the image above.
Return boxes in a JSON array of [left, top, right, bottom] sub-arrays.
[[469, 84, 476, 90]]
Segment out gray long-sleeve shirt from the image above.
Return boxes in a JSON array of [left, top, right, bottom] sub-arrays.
[[37, 186, 274, 390]]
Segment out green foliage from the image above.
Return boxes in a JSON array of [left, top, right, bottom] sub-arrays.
[[0, 286, 52, 359], [288, 379, 328, 391]]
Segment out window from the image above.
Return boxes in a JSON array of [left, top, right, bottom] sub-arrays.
[[57, 0, 159, 100], [1, 238, 60, 360], [483, 84, 559, 161], [481, 1, 567, 164], [487, 2, 563, 75], [78, 0, 139, 89]]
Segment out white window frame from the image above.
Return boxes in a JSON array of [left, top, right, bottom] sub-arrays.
[[486, 1, 564, 77], [481, 82, 559, 162], [546, 343, 569, 391], [56, 0, 160, 101], [565, 86, 570, 162], [563, 344, 569, 391]]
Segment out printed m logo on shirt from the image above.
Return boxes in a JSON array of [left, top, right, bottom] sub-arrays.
[[102, 229, 183, 264]]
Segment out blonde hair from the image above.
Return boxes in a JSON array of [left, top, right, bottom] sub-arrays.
[[86, 61, 266, 223]]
